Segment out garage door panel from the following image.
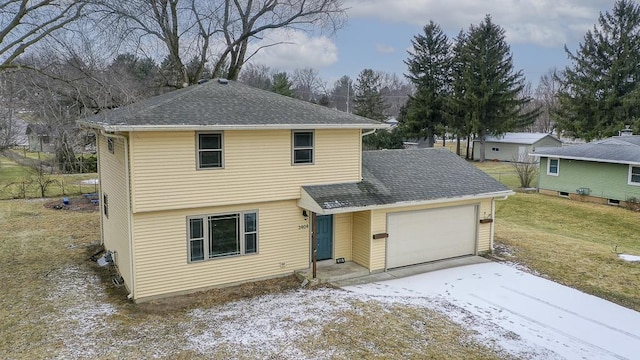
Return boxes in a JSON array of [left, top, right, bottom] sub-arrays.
[[387, 205, 477, 269]]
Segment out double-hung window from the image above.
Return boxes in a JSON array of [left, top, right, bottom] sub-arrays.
[[292, 131, 314, 164], [629, 165, 640, 186], [188, 211, 258, 262], [547, 158, 559, 176], [197, 133, 223, 169]]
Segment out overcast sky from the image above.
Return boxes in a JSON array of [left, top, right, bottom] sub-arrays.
[[249, 0, 615, 87]]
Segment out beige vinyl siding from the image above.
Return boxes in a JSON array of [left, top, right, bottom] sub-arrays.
[[131, 200, 309, 300], [129, 129, 362, 213], [370, 210, 388, 271], [477, 199, 493, 252], [333, 213, 352, 261], [98, 134, 133, 290], [370, 198, 495, 270], [351, 211, 371, 268]]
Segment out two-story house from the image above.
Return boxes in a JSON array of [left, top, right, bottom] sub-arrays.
[[79, 79, 512, 302]]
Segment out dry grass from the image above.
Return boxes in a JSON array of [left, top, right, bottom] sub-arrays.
[[495, 193, 640, 311], [0, 198, 512, 359], [0, 155, 98, 199], [473, 161, 524, 189]]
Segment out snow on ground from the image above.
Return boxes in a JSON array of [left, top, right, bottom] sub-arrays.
[[186, 289, 357, 358], [44, 265, 117, 358], [33, 262, 640, 359], [80, 179, 99, 185], [619, 254, 640, 262], [344, 262, 640, 360]]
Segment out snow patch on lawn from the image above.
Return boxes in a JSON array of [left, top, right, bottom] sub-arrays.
[[619, 253, 640, 262], [186, 288, 358, 358], [80, 179, 99, 185], [44, 265, 117, 358]]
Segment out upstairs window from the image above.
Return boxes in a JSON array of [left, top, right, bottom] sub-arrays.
[[547, 158, 559, 176], [107, 138, 114, 154], [629, 165, 640, 186], [292, 131, 314, 164], [197, 133, 223, 169]]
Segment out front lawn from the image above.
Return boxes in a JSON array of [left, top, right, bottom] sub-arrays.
[[495, 193, 640, 311], [0, 199, 515, 359]]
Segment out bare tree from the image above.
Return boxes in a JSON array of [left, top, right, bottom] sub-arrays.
[[0, 71, 26, 149], [291, 67, 325, 102], [0, 0, 86, 70], [535, 68, 561, 134], [94, 0, 346, 86], [377, 71, 412, 118], [511, 153, 538, 188], [238, 63, 272, 89]]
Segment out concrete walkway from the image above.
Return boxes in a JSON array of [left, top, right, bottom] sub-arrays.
[[331, 255, 490, 287]]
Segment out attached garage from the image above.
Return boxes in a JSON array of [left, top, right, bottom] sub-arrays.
[[386, 205, 477, 269]]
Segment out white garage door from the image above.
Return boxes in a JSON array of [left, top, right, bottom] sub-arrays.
[[386, 205, 477, 269]]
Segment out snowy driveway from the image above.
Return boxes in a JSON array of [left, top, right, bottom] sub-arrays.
[[344, 262, 640, 360]]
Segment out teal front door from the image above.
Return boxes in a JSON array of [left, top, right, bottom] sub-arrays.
[[316, 215, 333, 260]]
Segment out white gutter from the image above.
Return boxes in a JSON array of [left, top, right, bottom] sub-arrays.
[[299, 189, 515, 215], [362, 129, 377, 136], [530, 153, 640, 166], [78, 121, 388, 132], [100, 130, 135, 300]]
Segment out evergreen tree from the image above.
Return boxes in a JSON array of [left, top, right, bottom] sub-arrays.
[[556, 0, 640, 141], [450, 30, 473, 157], [403, 21, 452, 147], [330, 75, 354, 112], [459, 15, 536, 161], [353, 69, 388, 120], [271, 72, 293, 97]]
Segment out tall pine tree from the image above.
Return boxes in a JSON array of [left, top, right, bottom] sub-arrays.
[[460, 15, 536, 162], [403, 21, 452, 147], [556, 0, 640, 141], [353, 69, 388, 120]]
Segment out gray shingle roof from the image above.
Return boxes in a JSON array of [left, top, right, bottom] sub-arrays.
[[302, 148, 511, 211], [472, 132, 559, 145], [533, 138, 640, 165], [79, 79, 384, 130], [595, 135, 640, 146]]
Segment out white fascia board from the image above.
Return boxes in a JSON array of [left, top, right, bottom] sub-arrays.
[[298, 190, 515, 215], [530, 153, 640, 166], [77, 121, 388, 132]]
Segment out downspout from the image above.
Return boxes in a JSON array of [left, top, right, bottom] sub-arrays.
[[94, 129, 104, 246], [101, 130, 134, 300], [361, 129, 377, 180], [491, 195, 509, 250], [312, 212, 317, 279]]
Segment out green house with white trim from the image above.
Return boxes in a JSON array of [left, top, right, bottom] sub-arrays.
[[532, 136, 640, 206]]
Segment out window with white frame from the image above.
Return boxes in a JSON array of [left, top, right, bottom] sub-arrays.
[[292, 131, 314, 164], [629, 165, 640, 185], [197, 133, 223, 169], [547, 158, 559, 175], [188, 211, 258, 262], [107, 138, 114, 154]]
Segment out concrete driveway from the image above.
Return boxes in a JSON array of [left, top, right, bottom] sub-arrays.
[[344, 262, 640, 360]]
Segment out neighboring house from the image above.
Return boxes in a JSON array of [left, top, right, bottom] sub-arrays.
[[26, 124, 55, 152], [472, 132, 561, 161], [532, 136, 640, 206], [79, 79, 513, 302]]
